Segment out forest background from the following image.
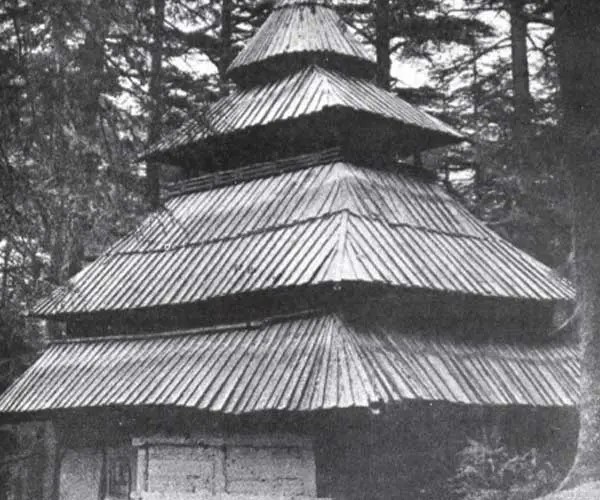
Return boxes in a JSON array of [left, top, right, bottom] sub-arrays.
[[0, 0, 581, 498]]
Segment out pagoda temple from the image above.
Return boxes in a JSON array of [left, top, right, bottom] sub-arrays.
[[0, 1, 579, 499]]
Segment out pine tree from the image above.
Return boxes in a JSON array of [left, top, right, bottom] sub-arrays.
[[424, 0, 571, 270], [338, 0, 494, 91]]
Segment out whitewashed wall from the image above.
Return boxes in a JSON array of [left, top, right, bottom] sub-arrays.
[[132, 433, 317, 499], [57, 431, 318, 499]]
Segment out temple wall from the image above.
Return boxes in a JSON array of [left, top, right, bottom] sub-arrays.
[[134, 433, 317, 499], [56, 430, 318, 500], [50, 406, 577, 500]]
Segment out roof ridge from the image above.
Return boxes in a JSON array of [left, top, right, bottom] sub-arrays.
[[314, 64, 342, 108], [331, 210, 351, 282]]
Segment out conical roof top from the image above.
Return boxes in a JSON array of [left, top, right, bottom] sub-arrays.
[[227, 0, 375, 85]]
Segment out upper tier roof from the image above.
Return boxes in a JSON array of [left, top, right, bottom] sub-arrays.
[[143, 65, 463, 164], [34, 151, 572, 319], [227, 0, 376, 85], [0, 308, 579, 415]]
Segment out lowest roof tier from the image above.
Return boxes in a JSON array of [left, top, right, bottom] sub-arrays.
[[0, 308, 579, 415]]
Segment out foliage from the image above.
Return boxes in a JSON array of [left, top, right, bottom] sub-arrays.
[[337, 0, 495, 89], [0, 0, 261, 494], [0, 0, 269, 375], [421, 1, 572, 271], [335, 0, 573, 273], [450, 433, 561, 500]]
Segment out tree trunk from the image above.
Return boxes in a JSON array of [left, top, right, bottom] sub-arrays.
[[552, 0, 600, 490], [220, 0, 234, 85], [1, 241, 10, 308], [146, 0, 166, 209], [508, 0, 532, 141], [374, 0, 391, 90], [81, 27, 106, 118]]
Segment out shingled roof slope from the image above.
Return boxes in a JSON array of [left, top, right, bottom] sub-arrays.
[[143, 65, 463, 162], [33, 152, 573, 318], [0, 309, 579, 415]]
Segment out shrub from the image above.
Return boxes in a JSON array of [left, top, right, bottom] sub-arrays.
[[450, 431, 560, 500]]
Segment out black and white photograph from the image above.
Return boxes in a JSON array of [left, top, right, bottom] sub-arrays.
[[0, 1, 596, 498]]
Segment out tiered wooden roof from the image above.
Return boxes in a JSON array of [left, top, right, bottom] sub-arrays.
[[0, 309, 579, 415], [0, 0, 578, 417], [34, 150, 572, 319], [144, 66, 462, 164], [143, 1, 463, 166]]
